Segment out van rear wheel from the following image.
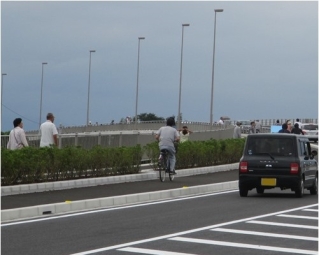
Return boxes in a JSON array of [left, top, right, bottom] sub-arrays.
[[295, 178, 304, 198], [239, 186, 248, 197], [256, 187, 264, 194], [310, 176, 318, 195]]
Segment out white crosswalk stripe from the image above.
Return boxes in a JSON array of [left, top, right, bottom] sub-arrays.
[[247, 220, 318, 229], [118, 247, 198, 255], [210, 227, 318, 241], [112, 205, 319, 255], [169, 237, 318, 255], [277, 214, 318, 220]]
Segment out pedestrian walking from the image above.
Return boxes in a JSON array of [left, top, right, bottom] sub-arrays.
[[233, 121, 242, 139], [249, 121, 256, 134], [255, 120, 262, 133], [7, 118, 29, 150], [278, 123, 290, 133], [40, 112, 58, 147], [291, 123, 304, 135]]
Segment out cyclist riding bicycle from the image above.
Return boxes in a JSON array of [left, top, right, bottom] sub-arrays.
[[155, 117, 180, 175]]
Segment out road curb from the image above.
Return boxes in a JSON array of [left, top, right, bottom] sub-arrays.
[[1, 181, 238, 223]]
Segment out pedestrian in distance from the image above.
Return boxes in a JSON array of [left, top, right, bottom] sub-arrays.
[[294, 118, 302, 128], [249, 121, 256, 134], [178, 126, 193, 143], [233, 121, 242, 139], [39, 112, 58, 147], [155, 117, 180, 175], [217, 117, 224, 125], [7, 118, 29, 150], [286, 120, 293, 132], [275, 119, 281, 125], [278, 123, 290, 133], [255, 120, 262, 133], [291, 123, 304, 135]]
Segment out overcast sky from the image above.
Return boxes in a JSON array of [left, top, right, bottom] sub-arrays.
[[1, 1, 318, 132]]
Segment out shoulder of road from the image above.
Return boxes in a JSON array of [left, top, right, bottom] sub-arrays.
[[1, 163, 239, 223]]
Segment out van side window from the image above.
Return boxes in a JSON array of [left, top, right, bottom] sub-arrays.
[[300, 141, 309, 156]]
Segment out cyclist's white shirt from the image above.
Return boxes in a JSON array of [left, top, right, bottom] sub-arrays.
[[156, 126, 179, 148]]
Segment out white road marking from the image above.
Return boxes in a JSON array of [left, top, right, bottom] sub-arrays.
[[303, 209, 318, 212], [169, 237, 318, 255], [118, 247, 197, 255], [277, 214, 318, 220], [210, 228, 318, 241], [69, 204, 317, 255], [247, 220, 318, 229]]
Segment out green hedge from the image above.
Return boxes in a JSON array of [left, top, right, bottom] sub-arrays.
[[1, 138, 245, 186]]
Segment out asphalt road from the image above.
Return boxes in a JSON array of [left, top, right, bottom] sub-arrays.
[[2, 187, 317, 255], [1, 170, 238, 210]]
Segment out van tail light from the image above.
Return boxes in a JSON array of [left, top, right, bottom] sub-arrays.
[[240, 162, 248, 173], [290, 163, 299, 174]]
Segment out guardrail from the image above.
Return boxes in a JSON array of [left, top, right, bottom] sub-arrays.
[[2, 126, 235, 152], [25, 118, 317, 135]]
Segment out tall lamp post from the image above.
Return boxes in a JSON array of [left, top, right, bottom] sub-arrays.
[[210, 9, 223, 126], [177, 23, 190, 129], [135, 37, 145, 129], [39, 62, 47, 127], [86, 50, 96, 126], [1, 73, 7, 130]]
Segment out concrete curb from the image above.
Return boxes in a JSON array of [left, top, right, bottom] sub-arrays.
[[1, 181, 238, 223], [1, 163, 239, 196]]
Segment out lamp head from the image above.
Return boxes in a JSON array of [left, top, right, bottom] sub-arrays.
[[215, 9, 224, 12]]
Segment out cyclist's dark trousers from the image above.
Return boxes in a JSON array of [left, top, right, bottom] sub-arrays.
[[160, 146, 176, 171]]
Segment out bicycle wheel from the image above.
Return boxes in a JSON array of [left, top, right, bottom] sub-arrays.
[[159, 154, 166, 182]]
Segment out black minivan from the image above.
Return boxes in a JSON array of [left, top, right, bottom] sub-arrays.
[[239, 133, 318, 197]]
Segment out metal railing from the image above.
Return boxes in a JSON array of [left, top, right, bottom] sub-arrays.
[[25, 118, 317, 135], [2, 125, 235, 151]]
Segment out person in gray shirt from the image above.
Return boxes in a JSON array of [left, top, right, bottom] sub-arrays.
[[155, 117, 180, 174]]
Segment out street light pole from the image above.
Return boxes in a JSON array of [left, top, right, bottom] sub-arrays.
[[178, 23, 190, 129], [210, 9, 223, 126], [39, 62, 47, 127], [135, 37, 145, 130], [86, 50, 96, 126], [1, 73, 7, 130]]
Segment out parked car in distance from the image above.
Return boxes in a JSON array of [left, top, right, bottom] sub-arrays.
[[237, 120, 251, 133], [239, 133, 318, 198], [300, 123, 318, 143]]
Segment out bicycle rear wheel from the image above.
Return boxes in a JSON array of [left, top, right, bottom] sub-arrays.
[[159, 154, 167, 182]]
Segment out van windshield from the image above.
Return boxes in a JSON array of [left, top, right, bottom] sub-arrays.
[[246, 137, 295, 157]]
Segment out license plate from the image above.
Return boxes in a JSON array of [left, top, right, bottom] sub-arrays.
[[261, 178, 276, 186]]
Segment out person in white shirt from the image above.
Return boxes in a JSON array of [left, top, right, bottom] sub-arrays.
[[294, 118, 302, 129], [40, 113, 58, 147], [178, 126, 193, 143], [217, 117, 224, 124], [233, 122, 242, 139], [7, 118, 29, 150]]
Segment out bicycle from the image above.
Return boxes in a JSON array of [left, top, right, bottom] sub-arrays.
[[158, 149, 175, 182]]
